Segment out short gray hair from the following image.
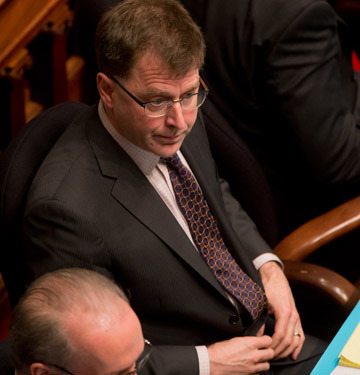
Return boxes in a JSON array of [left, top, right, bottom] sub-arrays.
[[9, 268, 128, 374]]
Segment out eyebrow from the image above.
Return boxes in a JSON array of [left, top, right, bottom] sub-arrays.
[[141, 81, 201, 99]]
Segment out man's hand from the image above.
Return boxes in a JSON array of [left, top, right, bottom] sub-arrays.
[[259, 261, 305, 360], [208, 335, 274, 374]]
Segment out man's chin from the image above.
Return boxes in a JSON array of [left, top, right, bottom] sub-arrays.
[[156, 143, 183, 158]]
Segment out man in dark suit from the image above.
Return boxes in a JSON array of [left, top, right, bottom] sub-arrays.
[[70, 0, 360, 237], [180, 0, 360, 235], [23, 1, 325, 373]]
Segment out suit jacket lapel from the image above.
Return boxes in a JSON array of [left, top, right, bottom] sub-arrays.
[[85, 108, 229, 300]]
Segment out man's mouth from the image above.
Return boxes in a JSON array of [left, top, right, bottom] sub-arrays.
[[155, 133, 184, 143]]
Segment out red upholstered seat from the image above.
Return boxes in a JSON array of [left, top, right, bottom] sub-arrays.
[[0, 276, 10, 340]]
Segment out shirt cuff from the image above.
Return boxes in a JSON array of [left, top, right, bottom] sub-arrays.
[[195, 345, 210, 375], [253, 252, 283, 270]]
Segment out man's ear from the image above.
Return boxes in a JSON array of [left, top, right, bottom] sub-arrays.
[[30, 363, 52, 375], [97, 72, 115, 109]]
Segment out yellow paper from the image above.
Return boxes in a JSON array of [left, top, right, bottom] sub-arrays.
[[339, 323, 360, 368]]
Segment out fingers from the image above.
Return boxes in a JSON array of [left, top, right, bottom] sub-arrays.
[[271, 313, 304, 359], [208, 335, 275, 374], [256, 323, 266, 337], [275, 324, 305, 359], [256, 346, 275, 363], [270, 309, 293, 353], [253, 360, 271, 374], [291, 330, 305, 360]]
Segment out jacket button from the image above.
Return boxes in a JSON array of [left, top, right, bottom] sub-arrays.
[[229, 315, 240, 325]]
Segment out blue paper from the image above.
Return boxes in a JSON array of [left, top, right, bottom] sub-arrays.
[[311, 301, 360, 375]]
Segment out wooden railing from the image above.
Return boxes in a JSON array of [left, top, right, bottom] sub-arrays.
[[0, 0, 84, 149]]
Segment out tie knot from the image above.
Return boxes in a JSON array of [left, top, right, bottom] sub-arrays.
[[162, 154, 181, 167]]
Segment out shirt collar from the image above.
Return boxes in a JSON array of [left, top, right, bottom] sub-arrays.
[[98, 101, 160, 176]]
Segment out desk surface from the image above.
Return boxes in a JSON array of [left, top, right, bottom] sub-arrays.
[[311, 301, 360, 374]]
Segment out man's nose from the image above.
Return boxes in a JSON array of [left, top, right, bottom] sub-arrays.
[[165, 102, 187, 129]]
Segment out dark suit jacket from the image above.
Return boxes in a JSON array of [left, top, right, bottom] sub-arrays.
[[23, 106, 270, 373], [23, 106, 323, 374], [181, 0, 360, 234]]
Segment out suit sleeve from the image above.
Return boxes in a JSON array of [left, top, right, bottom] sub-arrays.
[[23, 199, 112, 281], [23, 199, 201, 375], [265, 0, 360, 185]]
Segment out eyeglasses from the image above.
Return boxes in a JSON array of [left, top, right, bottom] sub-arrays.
[[41, 339, 152, 375], [109, 75, 209, 118], [127, 340, 152, 375]]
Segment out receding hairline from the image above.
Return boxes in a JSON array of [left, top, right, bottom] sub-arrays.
[[18, 268, 129, 323], [9, 268, 130, 372]]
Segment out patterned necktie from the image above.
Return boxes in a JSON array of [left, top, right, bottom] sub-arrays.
[[164, 153, 267, 320]]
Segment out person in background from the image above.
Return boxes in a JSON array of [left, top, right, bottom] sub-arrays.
[[23, 1, 326, 373], [180, 0, 360, 236], [332, 0, 360, 59], [9, 268, 149, 375]]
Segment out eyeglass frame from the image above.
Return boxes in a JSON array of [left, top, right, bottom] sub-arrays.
[[108, 74, 209, 117], [39, 339, 152, 375]]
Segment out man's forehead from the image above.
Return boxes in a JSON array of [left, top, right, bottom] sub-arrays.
[[130, 50, 200, 82]]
